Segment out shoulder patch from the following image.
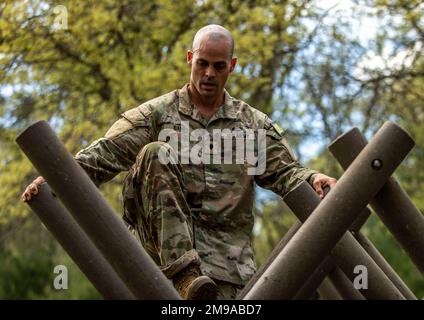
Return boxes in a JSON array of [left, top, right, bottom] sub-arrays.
[[271, 122, 285, 136], [265, 118, 286, 140]]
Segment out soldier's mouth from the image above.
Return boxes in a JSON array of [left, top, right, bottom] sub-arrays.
[[201, 82, 216, 89]]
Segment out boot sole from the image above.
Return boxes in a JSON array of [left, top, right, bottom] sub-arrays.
[[186, 276, 218, 300]]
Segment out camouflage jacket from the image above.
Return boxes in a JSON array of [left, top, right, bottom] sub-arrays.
[[75, 84, 317, 285]]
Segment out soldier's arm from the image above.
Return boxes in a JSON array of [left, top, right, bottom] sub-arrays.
[[75, 107, 152, 186], [22, 106, 152, 201], [254, 117, 334, 198]]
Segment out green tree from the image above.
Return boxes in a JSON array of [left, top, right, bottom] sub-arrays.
[[1, 0, 423, 299], [0, 0, 316, 223], [260, 0, 424, 297], [0, 0, 320, 298], [0, 214, 100, 299]]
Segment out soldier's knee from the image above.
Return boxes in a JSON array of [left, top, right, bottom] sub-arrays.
[[139, 141, 178, 165], [143, 141, 168, 155]]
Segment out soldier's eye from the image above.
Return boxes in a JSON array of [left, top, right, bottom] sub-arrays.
[[197, 60, 208, 67], [214, 63, 226, 70]]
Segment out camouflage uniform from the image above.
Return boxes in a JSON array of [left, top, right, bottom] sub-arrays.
[[75, 84, 317, 299]]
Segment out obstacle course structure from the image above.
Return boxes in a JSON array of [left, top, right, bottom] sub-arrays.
[[16, 120, 423, 299]]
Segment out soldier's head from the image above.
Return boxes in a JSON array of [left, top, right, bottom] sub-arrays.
[[187, 24, 237, 103]]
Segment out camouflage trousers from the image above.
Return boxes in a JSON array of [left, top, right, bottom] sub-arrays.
[[122, 142, 245, 299], [123, 141, 201, 279], [214, 279, 244, 300]]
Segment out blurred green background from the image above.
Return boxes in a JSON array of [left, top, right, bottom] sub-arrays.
[[0, 0, 423, 299]]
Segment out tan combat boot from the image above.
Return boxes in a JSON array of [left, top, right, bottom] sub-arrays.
[[173, 264, 217, 300]]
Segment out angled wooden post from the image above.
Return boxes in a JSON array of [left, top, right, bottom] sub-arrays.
[[17, 121, 181, 300], [27, 183, 135, 299], [244, 122, 413, 300], [329, 127, 424, 276]]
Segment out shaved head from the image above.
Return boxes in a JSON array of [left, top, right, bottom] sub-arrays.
[[192, 24, 235, 59], [187, 24, 237, 108]]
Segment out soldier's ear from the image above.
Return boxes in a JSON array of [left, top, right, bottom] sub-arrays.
[[229, 57, 237, 72], [187, 50, 193, 65]]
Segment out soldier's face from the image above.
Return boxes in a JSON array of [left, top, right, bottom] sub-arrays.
[[187, 38, 237, 101]]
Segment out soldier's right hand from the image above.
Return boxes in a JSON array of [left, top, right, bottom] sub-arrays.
[[22, 176, 46, 202]]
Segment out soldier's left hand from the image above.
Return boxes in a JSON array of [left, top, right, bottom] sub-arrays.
[[312, 173, 337, 199]]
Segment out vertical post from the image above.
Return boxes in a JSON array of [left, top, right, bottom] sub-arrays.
[[243, 122, 413, 299], [27, 183, 135, 299], [16, 121, 181, 300]]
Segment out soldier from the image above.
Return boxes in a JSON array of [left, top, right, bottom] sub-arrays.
[[22, 24, 337, 300]]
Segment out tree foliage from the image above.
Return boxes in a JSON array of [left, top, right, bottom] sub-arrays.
[[0, 0, 315, 222], [0, 0, 423, 298]]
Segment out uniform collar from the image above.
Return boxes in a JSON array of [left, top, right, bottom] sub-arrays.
[[178, 84, 237, 122]]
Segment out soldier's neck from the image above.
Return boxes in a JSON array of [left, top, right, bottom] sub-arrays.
[[188, 85, 224, 119]]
